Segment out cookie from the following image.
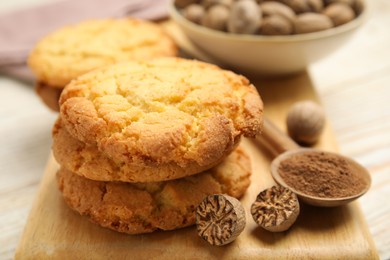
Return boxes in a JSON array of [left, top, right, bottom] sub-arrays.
[[35, 82, 63, 111], [59, 58, 263, 181], [57, 146, 251, 234], [53, 118, 234, 182], [28, 18, 177, 110]]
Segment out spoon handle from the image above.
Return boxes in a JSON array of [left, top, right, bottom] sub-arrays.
[[256, 117, 300, 157]]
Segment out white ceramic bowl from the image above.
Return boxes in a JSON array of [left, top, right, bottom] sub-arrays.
[[169, 2, 367, 76]]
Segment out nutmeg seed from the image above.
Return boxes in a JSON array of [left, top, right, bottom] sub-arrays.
[[286, 100, 326, 145], [183, 4, 206, 24], [284, 0, 324, 14], [196, 194, 246, 246], [251, 185, 300, 232], [227, 0, 262, 34], [261, 15, 294, 35], [294, 13, 333, 34], [260, 1, 296, 23], [202, 4, 230, 31], [323, 3, 355, 26], [307, 0, 324, 12]]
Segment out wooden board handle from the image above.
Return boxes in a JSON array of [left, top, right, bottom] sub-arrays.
[[256, 118, 300, 158]]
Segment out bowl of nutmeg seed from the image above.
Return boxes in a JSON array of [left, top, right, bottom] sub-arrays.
[[170, 0, 367, 76]]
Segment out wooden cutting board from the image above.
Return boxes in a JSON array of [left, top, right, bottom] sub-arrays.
[[15, 22, 378, 259]]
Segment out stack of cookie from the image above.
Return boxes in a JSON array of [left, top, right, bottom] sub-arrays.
[[28, 18, 178, 111], [51, 57, 264, 234]]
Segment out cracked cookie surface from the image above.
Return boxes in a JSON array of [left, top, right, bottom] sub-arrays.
[[28, 18, 177, 88], [59, 58, 263, 180], [53, 118, 234, 182], [56, 145, 251, 234]]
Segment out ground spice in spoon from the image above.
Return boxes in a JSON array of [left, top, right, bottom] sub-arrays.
[[278, 152, 367, 198]]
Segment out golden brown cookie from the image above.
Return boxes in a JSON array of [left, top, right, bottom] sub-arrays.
[[53, 118, 233, 182], [57, 146, 251, 234], [35, 82, 63, 111], [58, 58, 263, 181], [28, 18, 177, 110]]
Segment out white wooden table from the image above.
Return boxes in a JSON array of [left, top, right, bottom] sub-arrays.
[[0, 0, 389, 259]]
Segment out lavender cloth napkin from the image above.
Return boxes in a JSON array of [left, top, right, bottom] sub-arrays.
[[0, 0, 171, 83]]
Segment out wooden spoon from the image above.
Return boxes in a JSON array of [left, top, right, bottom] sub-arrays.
[[256, 118, 371, 207]]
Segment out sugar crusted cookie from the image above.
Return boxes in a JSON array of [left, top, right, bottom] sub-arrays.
[[35, 82, 63, 111], [57, 146, 251, 234], [28, 19, 177, 111], [28, 19, 177, 88], [59, 58, 263, 181], [53, 119, 232, 182]]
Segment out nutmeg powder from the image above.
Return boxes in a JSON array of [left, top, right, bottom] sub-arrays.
[[278, 152, 367, 198]]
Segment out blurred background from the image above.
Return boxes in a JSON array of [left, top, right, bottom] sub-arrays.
[[0, 0, 389, 259]]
